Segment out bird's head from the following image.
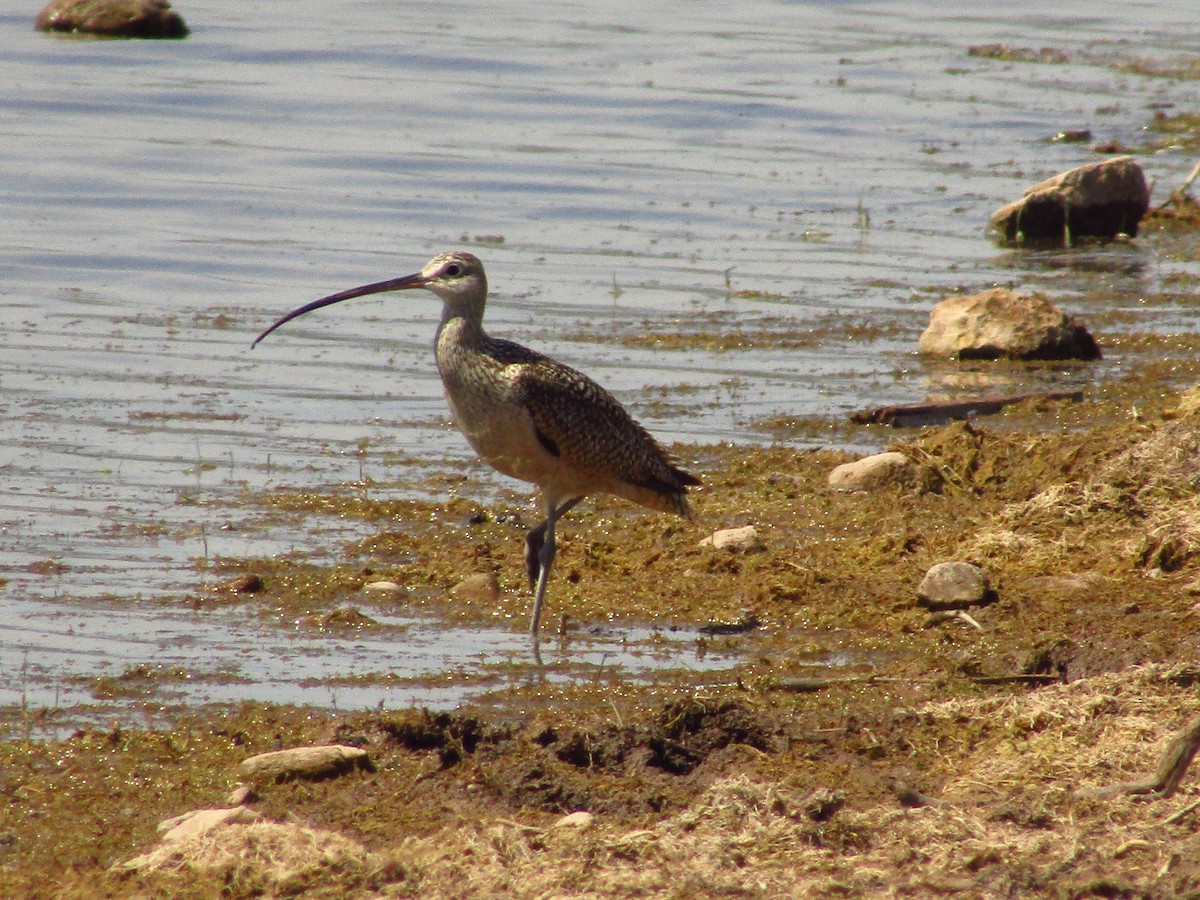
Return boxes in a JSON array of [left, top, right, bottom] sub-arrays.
[[413, 251, 487, 304], [252, 250, 489, 347]]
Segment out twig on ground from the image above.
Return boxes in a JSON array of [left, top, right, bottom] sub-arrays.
[[1086, 713, 1200, 800]]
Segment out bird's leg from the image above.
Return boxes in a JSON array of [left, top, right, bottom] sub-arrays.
[[528, 519, 557, 639], [527, 496, 582, 637], [524, 524, 547, 591], [524, 497, 582, 589]]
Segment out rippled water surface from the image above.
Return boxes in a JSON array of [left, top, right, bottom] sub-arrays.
[[3, 0, 1198, 726]]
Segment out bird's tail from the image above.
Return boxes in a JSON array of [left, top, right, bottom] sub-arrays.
[[619, 464, 699, 519]]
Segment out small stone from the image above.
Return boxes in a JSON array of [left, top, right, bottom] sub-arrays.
[[893, 783, 934, 809], [301, 606, 379, 629], [699, 525, 763, 552], [554, 811, 594, 829], [362, 580, 406, 598], [225, 784, 258, 806], [221, 573, 264, 594], [804, 788, 845, 821], [239, 745, 373, 783], [36, 0, 189, 38], [450, 572, 501, 605], [917, 562, 992, 611], [1051, 129, 1092, 144], [699, 610, 761, 635], [1024, 573, 1110, 598], [828, 452, 918, 492], [157, 806, 261, 843]]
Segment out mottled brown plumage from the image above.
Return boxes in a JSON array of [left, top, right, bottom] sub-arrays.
[[253, 251, 699, 640]]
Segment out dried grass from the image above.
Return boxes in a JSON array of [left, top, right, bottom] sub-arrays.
[[972, 418, 1200, 572], [396, 664, 1200, 897], [118, 820, 400, 897], [115, 669, 1200, 898]]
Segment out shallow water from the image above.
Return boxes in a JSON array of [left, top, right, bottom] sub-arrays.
[[2, 0, 1199, 726]]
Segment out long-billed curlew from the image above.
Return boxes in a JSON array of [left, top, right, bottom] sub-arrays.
[[253, 251, 699, 639]]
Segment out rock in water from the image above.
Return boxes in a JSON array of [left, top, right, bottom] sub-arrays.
[[36, 0, 189, 38], [988, 156, 1149, 245], [450, 572, 501, 605], [919, 288, 1100, 361]]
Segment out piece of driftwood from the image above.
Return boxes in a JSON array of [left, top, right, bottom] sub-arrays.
[[768, 670, 1076, 696], [852, 390, 1083, 428], [1153, 158, 1200, 213], [1087, 713, 1200, 800], [925, 610, 985, 631], [968, 674, 1062, 686]]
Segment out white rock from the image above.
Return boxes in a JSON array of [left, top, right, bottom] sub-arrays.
[[554, 811, 595, 829], [239, 745, 371, 782], [225, 784, 258, 806], [699, 525, 763, 552], [828, 452, 916, 492], [919, 288, 1099, 361], [362, 580, 406, 597]]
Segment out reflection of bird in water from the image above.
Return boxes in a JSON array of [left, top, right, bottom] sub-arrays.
[[254, 251, 699, 640]]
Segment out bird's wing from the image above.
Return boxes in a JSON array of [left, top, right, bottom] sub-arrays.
[[506, 350, 696, 495]]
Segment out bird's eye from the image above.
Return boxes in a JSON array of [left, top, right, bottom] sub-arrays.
[[445, 264, 461, 277]]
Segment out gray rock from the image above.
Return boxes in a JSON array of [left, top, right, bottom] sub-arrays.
[[917, 561, 992, 611], [239, 745, 373, 783], [919, 288, 1100, 361], [36, 0, 188, 38], [988, 156, 1149, 245]]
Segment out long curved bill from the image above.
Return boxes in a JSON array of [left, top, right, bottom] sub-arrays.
[[251, 272, 428, 348]]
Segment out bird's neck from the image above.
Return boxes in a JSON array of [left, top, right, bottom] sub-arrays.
[[436, 304, 487, 352]]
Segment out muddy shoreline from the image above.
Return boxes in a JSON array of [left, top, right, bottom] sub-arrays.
[[5, 355, 1200, 895]]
